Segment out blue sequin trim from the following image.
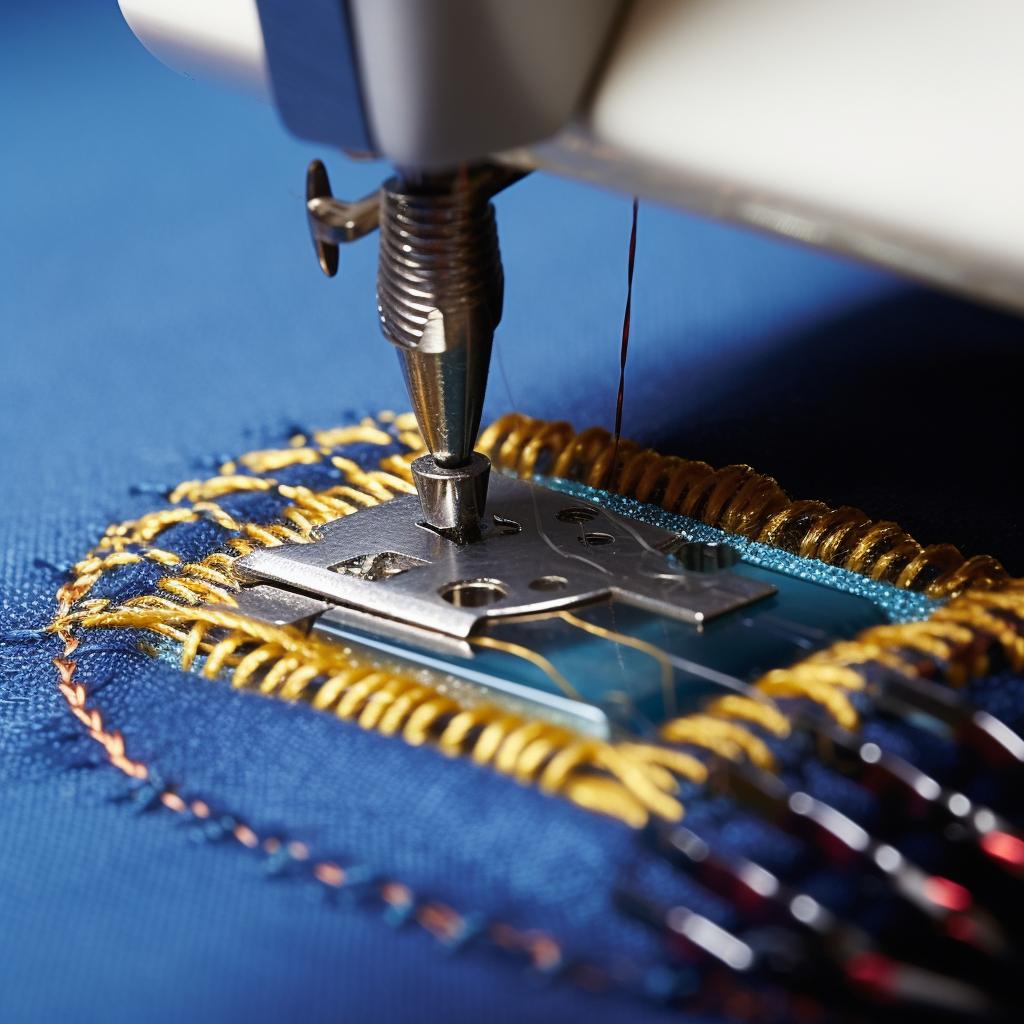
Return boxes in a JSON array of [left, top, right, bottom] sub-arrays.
[[543, 477, 939, 624]]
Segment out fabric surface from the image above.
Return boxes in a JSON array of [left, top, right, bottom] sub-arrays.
[[2, 3, 1023, 1022]]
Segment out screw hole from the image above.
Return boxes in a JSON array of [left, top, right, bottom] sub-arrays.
[[529, 575, 568, 592], [578, 532, 614, 547], [439, 578, 507, 607], [557, 506, 598, 524]]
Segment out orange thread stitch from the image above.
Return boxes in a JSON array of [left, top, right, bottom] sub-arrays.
[[49, 575, 585, 991]]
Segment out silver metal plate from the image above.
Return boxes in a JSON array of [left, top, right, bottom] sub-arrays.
[[235, 475, 775, 643]]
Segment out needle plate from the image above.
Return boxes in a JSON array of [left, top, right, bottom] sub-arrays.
[[226, 476, 888, 736], [235, 474, 777, 644]]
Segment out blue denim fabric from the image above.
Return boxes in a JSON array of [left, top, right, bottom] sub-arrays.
[[3, 3, 1023, 1022]]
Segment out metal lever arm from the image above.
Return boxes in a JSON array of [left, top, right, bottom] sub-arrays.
[[305, 159, 380, 277], [305, 159, 525, 279]]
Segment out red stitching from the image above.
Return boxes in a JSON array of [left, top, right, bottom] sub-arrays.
[[48, 607, 602, 993]]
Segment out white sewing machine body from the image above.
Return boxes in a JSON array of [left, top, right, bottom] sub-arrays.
[[120, 0, 1024, 313]]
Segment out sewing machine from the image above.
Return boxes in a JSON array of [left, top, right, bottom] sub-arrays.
[[117, 0, 1024, 542], [104, 8, 1024, 1010]]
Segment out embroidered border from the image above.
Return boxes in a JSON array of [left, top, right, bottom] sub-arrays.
[[49, 412, 1024, 829], [41, 410, 1024, 1007]]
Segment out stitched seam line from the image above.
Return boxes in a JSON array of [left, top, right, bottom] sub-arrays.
[[52, 416, 701, 828], [43, 410, 1024, 1003], [51, 572, 629, 996], [478, 414, 1007, 598], [50, 413, 1024, 829], [51, 627, 581, 979]]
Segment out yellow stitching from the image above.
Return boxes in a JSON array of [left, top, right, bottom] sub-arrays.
[[562, 776, 648, 828], [260, 655, 300, 696], [330, 456, 393, 500], [403, 696, 461, 746], [49, 625, 580, 985], [63, 415, 423, 601], [180, 622, 208, 671], [222, 426, 399, 475], [202, 630, 248, 678], [557, 610, 677, 716], [479, 413, 1008, 598], [277, 484, 359, 517], [97, 508, 199, 552], [56, 549, 183, 606], [169, 475, 277, 504], [379, 454, 416, 483], [659, 714, 776, 769], [53, 412, 1024, 829], [398, 431, 425, 451], [233, 644, 279, 688], [703, 695, 791, 738], [190, 500, 242, 532], [936, 604, 1024, 671], [236, 448, 322, 472], [469, 634, 582, 700], [323, 484, 380, 508], [313, 425, 394, 448], [392, 412, 420, 431], [615, 742, 707, 783]]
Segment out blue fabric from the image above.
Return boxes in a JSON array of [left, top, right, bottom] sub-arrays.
[[3, 3, 1024, 1022]]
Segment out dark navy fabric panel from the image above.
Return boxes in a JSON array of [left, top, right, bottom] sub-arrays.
[[3, 2, 1023, 1022]]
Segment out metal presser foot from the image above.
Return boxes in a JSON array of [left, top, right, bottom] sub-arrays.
[[234, 473, 775, 651], [409, 451, 490, 540], [305, 160, 525, 542]]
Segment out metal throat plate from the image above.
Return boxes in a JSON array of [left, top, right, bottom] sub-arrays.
[[235, 475, 775, 645]]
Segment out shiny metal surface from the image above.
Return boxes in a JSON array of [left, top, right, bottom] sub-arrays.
[[235, 474, 776, 643], [227, 583, 330, 627], [316, 615, 611, 737], [305, 160, 380, 278], [305, 161, 525, 537], [348, 0, 623, 168], [378, 170, 507, 470], [411, 452, 490, 537], [224, 587, 612, 736]]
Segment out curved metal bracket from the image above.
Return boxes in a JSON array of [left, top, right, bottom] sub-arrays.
[[305, 159, 380, 277]]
